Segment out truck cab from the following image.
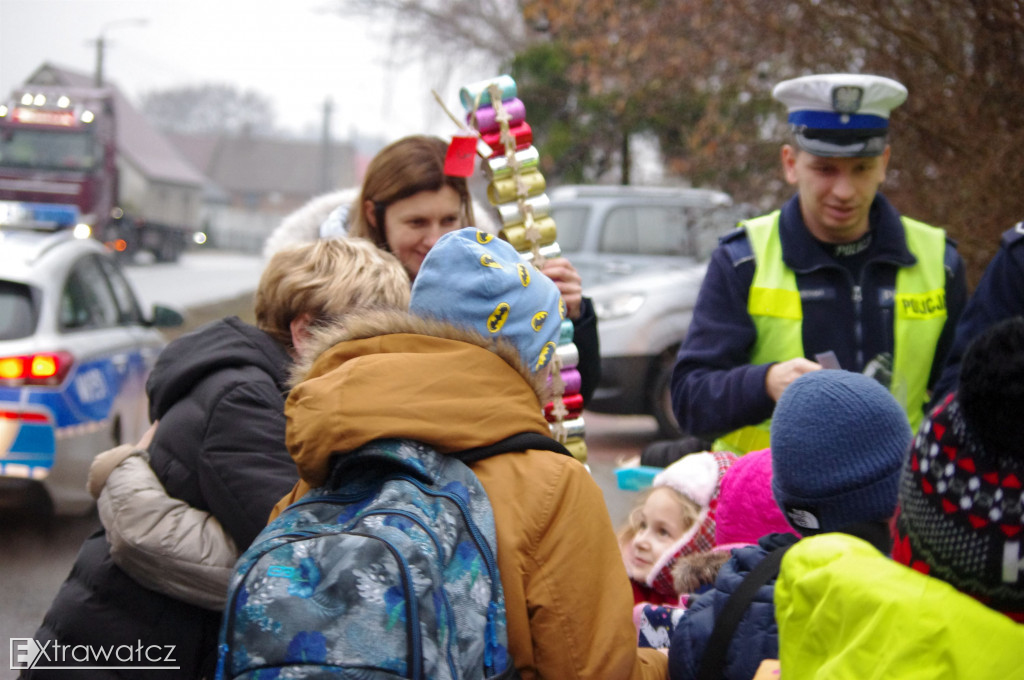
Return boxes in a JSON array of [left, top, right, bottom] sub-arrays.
[[0, 86, 194, 262]]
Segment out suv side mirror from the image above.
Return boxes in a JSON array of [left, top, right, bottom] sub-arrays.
[[148, 304, 184, 329]]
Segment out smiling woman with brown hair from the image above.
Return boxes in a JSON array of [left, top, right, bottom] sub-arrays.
[[263, 132, 601, 404], [347, 135, 474, 277]]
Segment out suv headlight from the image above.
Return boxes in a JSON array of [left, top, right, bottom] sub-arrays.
[[593, 292, 646, 320]]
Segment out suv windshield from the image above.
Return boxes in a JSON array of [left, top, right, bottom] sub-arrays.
[[600, 205, 693, 257], [0, 280, 38, 339]]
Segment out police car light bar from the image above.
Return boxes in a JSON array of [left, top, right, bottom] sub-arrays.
[[0, 200, 81, 231]]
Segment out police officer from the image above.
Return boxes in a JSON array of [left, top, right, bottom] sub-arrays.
[[671, 73, 967, 454], [931, 219, 1024, 403]]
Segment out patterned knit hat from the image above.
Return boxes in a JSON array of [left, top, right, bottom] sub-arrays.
[[771, 370, 912, 534], [893, 318, 1024, 621], [644, 450, 736, 596], [410, 228, 563, 373]]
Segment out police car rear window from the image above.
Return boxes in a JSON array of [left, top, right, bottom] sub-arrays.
[[0, 280, 38, 340]]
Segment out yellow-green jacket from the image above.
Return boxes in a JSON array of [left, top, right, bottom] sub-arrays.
[[775, 533, 1024, 679]]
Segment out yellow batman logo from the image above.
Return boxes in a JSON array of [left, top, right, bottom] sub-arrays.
[[488, 302, 510, 332], [517, 263, 531, 287], [559, 298, 567, 320], [531, 311, 548, 332], [476, 232, 494, 244], [535, 341, 557, 370], [480, 254, 502, 269]]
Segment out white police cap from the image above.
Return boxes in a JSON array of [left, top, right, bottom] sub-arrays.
[[773, 73, 908, 157]]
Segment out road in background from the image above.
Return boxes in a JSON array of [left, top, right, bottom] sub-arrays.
[[126, 250, 269, 311], [0, 250, 663, 674]]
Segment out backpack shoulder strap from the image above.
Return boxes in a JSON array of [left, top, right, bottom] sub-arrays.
[[452, 431, 571, 463], [695, 543, 794, 680]]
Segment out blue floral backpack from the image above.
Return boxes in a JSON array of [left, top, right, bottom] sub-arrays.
[[216, 435, 567, 679]]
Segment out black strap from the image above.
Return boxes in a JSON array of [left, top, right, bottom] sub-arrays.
[[695, 544, 793, 680], [452, 431, 571, 463]]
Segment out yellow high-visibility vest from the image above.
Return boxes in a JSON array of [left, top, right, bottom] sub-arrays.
[[713, 211, 946, 454]]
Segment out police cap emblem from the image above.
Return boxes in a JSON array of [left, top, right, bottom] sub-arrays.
[[832, 86, 864, 115]]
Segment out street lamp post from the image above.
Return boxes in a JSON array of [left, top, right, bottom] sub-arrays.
[[94, 18, 148, 87]]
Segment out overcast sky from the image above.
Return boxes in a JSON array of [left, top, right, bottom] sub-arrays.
[[0, 0, 501, 142]]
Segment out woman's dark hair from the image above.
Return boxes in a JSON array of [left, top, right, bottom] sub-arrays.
[[348, 135, 474, 249]]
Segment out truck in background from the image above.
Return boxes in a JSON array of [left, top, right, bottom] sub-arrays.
[[0, 85, 200, 262]]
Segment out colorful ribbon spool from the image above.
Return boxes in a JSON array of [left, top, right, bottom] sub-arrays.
[[497, 193, 550, 226], [459, 74, 517, 111], [501, 218, 558, 251], [563, 436, 588, 463], [545, 366, 582, 396], [470, 97, 527, 135], [545, 392, 584, 421], [488, 168, 547, 204], [556, 342, 580, 370], [561, 417, 586, 440], [558, 318, 575, 345], [481, 121, 533, 157], [488, 146, 541, 180], [561, 367, 582, 395], [517, 244, 562, 266]]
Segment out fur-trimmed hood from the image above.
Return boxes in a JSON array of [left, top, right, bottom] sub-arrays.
[[283, 308, 553, 489], [291, 308, 547, 396], [262, 188, 358, 259]]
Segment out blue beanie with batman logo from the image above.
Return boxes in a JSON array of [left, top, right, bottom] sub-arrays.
[[409, 227, 564, 373]]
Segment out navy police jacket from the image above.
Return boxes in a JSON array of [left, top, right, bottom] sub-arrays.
[[670, 193, 966, 439], [932, 221, 1024, 403]]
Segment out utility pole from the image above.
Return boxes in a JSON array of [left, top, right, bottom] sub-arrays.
[[93, 18, 148, 87], [320, 97, 334, 193], [94, 34, 106, 87]]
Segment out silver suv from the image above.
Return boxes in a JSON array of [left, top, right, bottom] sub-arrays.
[[551, 185, 750, 437]]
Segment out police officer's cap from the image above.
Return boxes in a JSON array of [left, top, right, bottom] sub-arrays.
[[773, 73, 907, 158]]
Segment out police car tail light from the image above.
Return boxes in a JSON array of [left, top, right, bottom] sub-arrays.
[[0, 351, 74, 386]]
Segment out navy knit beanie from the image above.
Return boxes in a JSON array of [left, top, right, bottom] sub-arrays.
[[770, 369, 912, 534]]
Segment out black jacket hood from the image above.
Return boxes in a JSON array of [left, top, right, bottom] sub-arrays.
[[147, 316, 292, 421]]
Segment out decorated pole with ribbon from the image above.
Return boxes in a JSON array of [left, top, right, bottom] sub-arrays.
[[455, 74, 588, 465]]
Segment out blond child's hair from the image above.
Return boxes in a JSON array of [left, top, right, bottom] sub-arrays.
[[617, 485, 702, 551], [255, 237, 410, 351]]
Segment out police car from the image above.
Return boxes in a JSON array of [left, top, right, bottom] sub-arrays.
[[0, 218, 182, 514]]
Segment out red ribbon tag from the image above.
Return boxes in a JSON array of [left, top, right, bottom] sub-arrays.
[[444, 134, 478, 177]]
